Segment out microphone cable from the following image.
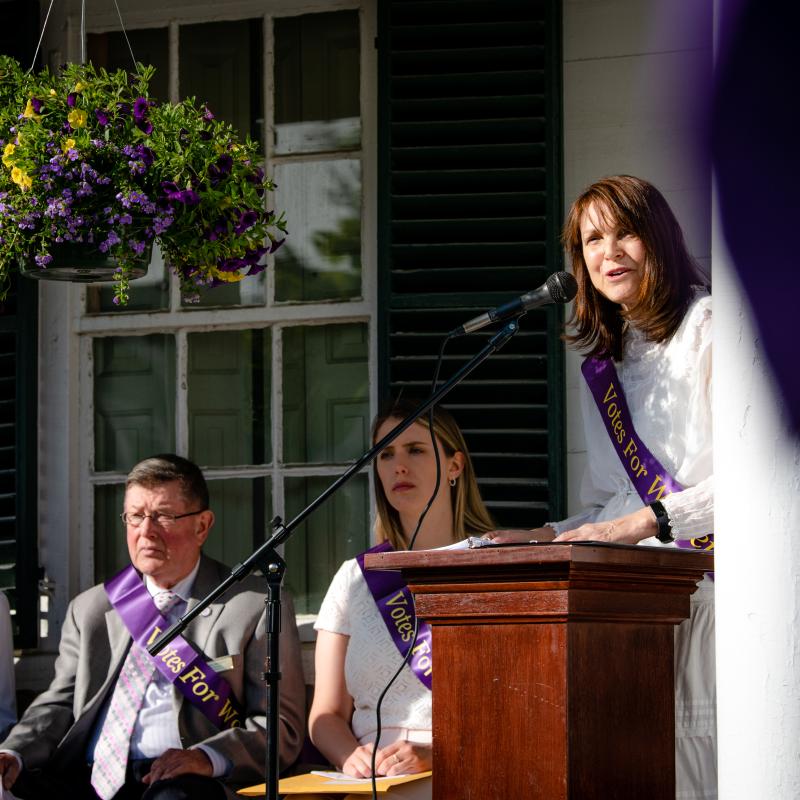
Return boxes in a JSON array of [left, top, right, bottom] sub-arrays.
[[367, 331, 452, 800]]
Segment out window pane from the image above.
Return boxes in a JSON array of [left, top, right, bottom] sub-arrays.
[[179, 271, 266, 310], [180, 19, 263, 149], [283, 474, 369, 613], [274, 159, 361, 302], [188, 329, 271, 467], [94, 335, 176, 471], [204, 478, 272, 567], [283, 323, 369, 464], [86, 246, 169, 314], [94, 483, 129, 582], [178, 19, 266, 310], [87, 28, 169, 100], [274, 11, 361, 154]]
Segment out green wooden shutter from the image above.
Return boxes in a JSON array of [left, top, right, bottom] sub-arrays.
[[377, 0, 565, 528], [0, 276, 39, 648]]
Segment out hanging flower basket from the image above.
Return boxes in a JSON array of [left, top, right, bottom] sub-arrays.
[[0, 57, 286, 305], [19, 240, 152, 283]]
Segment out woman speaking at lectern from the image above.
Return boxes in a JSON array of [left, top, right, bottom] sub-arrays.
[[490, 175, 715, 798]]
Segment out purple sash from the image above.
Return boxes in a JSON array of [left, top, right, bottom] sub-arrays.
[[582, 357, 714, 552], [356, 542, 433, 690], [105, 565, 245, 729]]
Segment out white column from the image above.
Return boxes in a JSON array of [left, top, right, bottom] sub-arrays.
[[714, 201, 800, 797]]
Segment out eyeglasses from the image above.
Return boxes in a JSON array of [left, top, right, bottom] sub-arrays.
[[120, 509, 207, 528]]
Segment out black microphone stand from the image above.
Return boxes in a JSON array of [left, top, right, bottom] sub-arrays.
[[147, 319, 521, 800]]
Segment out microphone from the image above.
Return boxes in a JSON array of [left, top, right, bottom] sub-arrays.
[[450, 271, 578, 337]]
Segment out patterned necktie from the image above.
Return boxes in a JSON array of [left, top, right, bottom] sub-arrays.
[[90, 590, 180, 799]]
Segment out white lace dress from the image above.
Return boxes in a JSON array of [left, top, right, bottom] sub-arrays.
[[553, 292, 716, 799], [314, 557, 432, 800]]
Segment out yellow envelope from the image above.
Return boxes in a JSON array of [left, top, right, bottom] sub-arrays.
[[238, 770, 432, 796]]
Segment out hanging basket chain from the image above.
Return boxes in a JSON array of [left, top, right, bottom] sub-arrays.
[[112, 0, 139, 72], [27, 0, 57, 74], [28, 0, 138, 73]]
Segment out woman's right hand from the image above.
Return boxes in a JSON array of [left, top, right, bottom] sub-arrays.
[[340, 743, 379, 778], [482, 526, 556, 544]]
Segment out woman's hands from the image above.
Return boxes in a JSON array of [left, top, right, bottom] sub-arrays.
[[484, 506, 658, 546], [341, 741, 432, 778], [376, 740, 432, 776], [482, 526, 556, 544], [554, 506, 657, 544]]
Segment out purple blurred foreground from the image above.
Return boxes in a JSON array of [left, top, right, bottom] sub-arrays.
[[712, 0, 800, 431]]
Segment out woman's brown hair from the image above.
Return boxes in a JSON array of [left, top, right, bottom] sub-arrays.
[[562, 175, 706, 360], [371, 399, 494, 550]]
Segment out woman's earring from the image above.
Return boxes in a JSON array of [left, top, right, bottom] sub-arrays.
[[449, 476, 457, 487]]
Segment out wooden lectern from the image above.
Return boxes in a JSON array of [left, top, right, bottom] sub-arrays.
[[365, 543, 713, 800]]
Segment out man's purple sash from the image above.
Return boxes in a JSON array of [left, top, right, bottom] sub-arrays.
[[105, 565, 245, 729], [582, 357, 714, 552], [356, 542, 432, 690]]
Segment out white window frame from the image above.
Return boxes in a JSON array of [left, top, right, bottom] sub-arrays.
[[37, 0, 378, 636]]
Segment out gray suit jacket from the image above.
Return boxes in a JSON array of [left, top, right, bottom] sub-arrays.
[[1, 555, 306, 797]]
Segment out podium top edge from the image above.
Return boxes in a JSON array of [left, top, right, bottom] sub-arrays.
[[363, 542, 714, 575]]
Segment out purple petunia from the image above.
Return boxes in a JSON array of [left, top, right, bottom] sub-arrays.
[[215, 257, 246, 273], [132, 97, 154, 134], [247, 166, 265, 184], [205, 218, 228, 241], [216, 154, 233, 175], [95, 109, 110, 126], [234, 209, 259, 235], [137, 146, 154, 167], [243, 246, 268, 266], [208, 154, 234, 185], [30, 97, 44, 114], [133, 97, 151, 118], [247, 166, 266, 197], [67, 93, 77, 108], [160, 181, 200, 206]]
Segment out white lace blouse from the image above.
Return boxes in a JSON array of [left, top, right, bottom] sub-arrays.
[[314, 557, 432, 743], [553, 292, 713, 543]]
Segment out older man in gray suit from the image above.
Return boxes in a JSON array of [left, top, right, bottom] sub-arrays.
[[0, 454, 305, 800]]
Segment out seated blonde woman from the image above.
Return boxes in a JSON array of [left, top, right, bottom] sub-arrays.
[[298, 401, 494, 800]]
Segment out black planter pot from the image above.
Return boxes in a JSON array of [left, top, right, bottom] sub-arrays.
[[21, 242, 151, 283]]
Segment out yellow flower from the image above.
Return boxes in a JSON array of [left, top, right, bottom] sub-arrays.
[[67, 108, 87, 129], [49, 88, 56, 96], [209, 266, 245, 284], [10, 167, 32, 190], [62, 138, 76, 154], [22, 99, 42, 120], [2, 142, 15, 168], [74, 81, 85, 92]]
